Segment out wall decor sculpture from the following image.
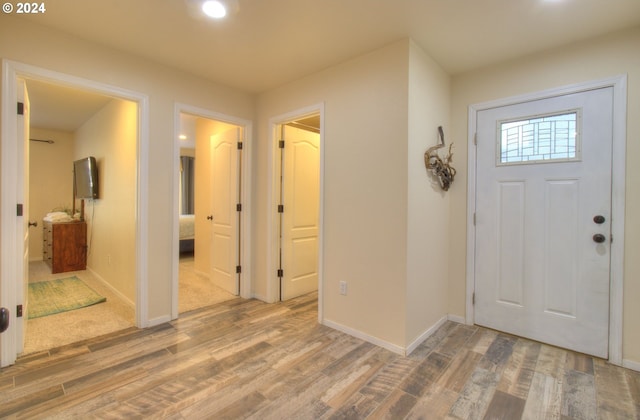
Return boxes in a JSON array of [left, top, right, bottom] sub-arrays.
[[424, 126, 456, 191]]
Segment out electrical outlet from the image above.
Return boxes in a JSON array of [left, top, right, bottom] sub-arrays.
[[339, 281, 347, 295]]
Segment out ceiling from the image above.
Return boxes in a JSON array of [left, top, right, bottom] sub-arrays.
[[16, 0, 640, 130]]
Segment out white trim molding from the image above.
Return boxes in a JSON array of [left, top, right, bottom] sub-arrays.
[[1, 60, 149, 365], [171, 103, 254, 319], [466, 75, 627, 366], [267, 103, 325, 323]]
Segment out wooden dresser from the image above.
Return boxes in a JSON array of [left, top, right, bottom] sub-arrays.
[[42, 221, 87, 273]]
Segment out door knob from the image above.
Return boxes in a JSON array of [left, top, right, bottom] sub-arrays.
[[207, 215, 213, 220], [0, 307, 9, 333], [593, 233, 606, 243], [593, 215, 605, 224], [28, 220, 38, 227]]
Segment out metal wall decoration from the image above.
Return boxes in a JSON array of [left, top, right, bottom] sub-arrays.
[[424, 126, 456, 191]]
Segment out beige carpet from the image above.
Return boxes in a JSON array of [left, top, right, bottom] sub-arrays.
[[178, 255, 237, 313], [23, 256, 235, 355]]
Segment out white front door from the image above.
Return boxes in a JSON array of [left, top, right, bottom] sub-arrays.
[[210, 127, 239, 295], [475, 87, 613, 358], [280, 125, 320, 300]]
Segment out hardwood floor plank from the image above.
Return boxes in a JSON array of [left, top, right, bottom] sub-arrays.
[[435, 349, 483, 393], [496, 339, 540, 399], [400, 351, 452, 397], [448, 368, 500, 419], [0, 384, 64, 418], [433, 324, 477, 358], [626, 368, 640, 415], [561, 369, 596, 420], [209, 390, 268, 419], [593, 359, 637, 419], [521, 372, 561, 420], [478, 334, 517, 374], [405, 384, 459, 419], [1, 291, 636, 419], [366, 388, 418, 420], [482, 389, 525, 420], [565, 351, 594, 375], [536, 344, 568, 380]]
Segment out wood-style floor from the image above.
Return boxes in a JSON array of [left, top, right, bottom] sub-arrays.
[[1, 292, 638, 419]]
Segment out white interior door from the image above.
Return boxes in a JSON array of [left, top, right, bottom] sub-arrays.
[[280, 125, 320, 300], [210, 127, 239, 295], [475, 87, 613, 358], [16, 79, 30, 355]]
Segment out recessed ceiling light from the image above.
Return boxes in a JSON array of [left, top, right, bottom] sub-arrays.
[[202, 0, 227, 18]]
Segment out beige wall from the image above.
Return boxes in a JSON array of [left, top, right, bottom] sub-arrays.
[[449, 26, 640, 365], [256, 40, 451, 349], [28, 128, 75, 261], [0, 15, 254, 322], [256, 40, 410, 346], [406, 41, 451, 345], [74, 99, 138, 303]]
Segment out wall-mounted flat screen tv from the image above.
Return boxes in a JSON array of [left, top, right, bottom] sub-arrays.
[[74, 156, 99, 199]]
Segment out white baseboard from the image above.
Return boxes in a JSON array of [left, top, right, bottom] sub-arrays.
[[147, 315, 172, 328], [323, 315, 463, 357], [322, 319, 406, 355], [447, 314, 466, 324], [622, 358, 640, 372], [250, 292, 269, 302], [406, 316, 448, 356], [87, 267, 135, 309]]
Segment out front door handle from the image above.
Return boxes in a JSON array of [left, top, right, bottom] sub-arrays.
[[593, 233, 606, 243]]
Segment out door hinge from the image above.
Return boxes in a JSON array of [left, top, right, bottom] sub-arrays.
[[278, 204, 284, 213], [472, 293, 475, 305], [279, 140, 285, 149], [473, 212, 476, 226], [17, 102, 24, 115], [610, 234, 613, 243], [16, 304, 23, 317], [474, 132, 478, 146], [236, 203, 242, 212], [237, 141, 243, 150], [17, 204, 23, 216], [236, 265, 242, 274], [277, 269, 283, 278]]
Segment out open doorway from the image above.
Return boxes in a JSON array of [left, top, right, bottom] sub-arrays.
[[1, 61, 149, 367], [19, 79, 136, 355], [175, 108, 250, 315], [270, 109, 323, 304]]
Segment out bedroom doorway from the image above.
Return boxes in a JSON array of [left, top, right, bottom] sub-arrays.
[[175, 109, 250, 315], [23, 80, 138, 355], [1, 61, 147, 366], [268, 105, 324, 308]]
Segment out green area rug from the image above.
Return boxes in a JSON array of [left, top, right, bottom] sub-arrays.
[[28, 277, 106, 319]]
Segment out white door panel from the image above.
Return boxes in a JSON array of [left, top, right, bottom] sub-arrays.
[[281, 125, 320, 300], [475, 88, 612, 358], [17, 79, 29, 355], [210, 128, 239, 295]]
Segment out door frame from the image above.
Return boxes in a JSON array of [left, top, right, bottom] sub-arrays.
[[466, 75, 627, 365], [171, 103, 253, 319], [1, 59, 150, 366], [267, 104, 324, 317]]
